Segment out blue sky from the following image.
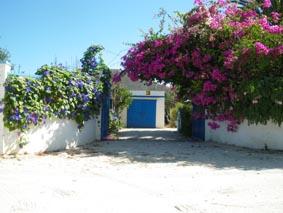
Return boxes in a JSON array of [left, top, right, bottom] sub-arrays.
[[0, 0, 193, 75]]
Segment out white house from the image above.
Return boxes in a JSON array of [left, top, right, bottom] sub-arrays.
[[112, 70, 167, 128]]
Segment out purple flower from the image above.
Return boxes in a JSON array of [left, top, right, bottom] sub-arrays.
[[43, 70, 50, 76], [82, 94, 90, 103], [76, 80, 84, 89], [44, 97, 52, 103], [27, 113, 38, 125], [43, 106, 49, 111], [24, 108, 29, 114], [82, 105, 89, 111], [60, 109, 67, 115], [5, 86, 11, 92], [95, 91, 102, 100], [26, 87, 32, 93], [68, 80, 75, 86], [10, 111, 20, 121], [70, 92, 76, 98]]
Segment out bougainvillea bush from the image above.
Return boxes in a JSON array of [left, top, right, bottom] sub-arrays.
[[117, 0, 283, 131], [4, 45, 110, 132]]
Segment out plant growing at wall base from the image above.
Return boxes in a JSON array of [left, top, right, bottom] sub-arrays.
[[109, 85, 132, 135], [111, 85, 132, 116]]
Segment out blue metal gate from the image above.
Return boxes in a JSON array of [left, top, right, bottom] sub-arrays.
[[192, 105, 205, 141], [127, 99, 156, 128], [101, 93, 110, 140]]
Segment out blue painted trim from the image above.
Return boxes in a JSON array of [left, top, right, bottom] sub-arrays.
[[192, 105, 205, 141], [132, 95, 165, 98]]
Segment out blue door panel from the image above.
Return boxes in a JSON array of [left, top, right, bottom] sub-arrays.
[[101, 94, 110, 139], [127, 99, 156, 128], [192, 105, 205, 141]]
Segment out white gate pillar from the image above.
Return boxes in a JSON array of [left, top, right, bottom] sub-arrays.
[[0, 64, 11, 154]]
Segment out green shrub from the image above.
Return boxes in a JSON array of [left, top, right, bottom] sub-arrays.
[[169, 102, 184, 127], [109, 111, 123, 136], [178, 104, 192, 137], [4, 65, 104, 131]]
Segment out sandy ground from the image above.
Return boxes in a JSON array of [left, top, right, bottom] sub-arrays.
[[0, 128, 283, 213]]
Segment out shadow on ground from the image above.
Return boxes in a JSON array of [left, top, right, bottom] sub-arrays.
[[53, 128, 283, 171]]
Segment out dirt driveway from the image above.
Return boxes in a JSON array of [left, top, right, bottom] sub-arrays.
[[0, 128, 283, 213]]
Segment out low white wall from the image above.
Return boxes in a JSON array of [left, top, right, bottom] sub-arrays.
[[156, 97, 165, 128], [0, 63, 102, 155], [3, 117, 101, 155], [205, 120, 283, 150], [120, 108, 127, 127]]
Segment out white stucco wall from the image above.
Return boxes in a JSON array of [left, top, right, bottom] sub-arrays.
[[156, 97, 165, 128], [0, 63, 102, 155], [120, 108, 127, 127], [205, 120, 283, 150], [3, 117, 101, 155], [120, 90, 165, 128]]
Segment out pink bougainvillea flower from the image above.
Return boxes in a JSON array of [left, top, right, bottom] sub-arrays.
[[192, 93, 216, 106], [225, 4, 239, 16], [208, 121, 220, 130], [255, 42, 270, 55], [259, 17, 283, 34], [211, 68, 227, 82], [112, 73, 122, 83], [194, 0, 203, 6], [203, 81, 217, 92], [223, 50, 237, 69], [263, 0, 272, 8], [270, 45, 283, 56], [271, 12, 281, 23]]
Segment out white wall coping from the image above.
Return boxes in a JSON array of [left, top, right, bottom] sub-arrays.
[[131, 90, 165, 97]]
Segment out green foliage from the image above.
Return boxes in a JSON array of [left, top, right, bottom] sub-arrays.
[[109, 112, 123, 136], [108, 85, 132, 135], [81, 45, 112, 94], [111, 85, 132, 116], [0, 47, 10, 63], [165, 90, 177, 124], [4, 65, 104, 132], [169, 102, 185, 127], [178, 104, 192, 137]]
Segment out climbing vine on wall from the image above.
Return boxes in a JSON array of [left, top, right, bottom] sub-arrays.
[[3, 45, 111, 132]]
